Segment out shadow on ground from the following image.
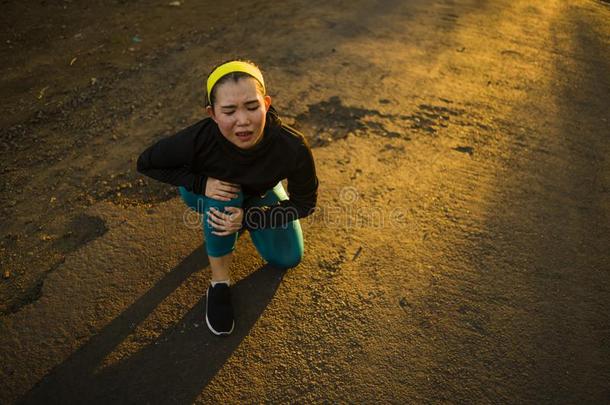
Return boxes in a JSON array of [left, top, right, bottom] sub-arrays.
[[21, 245, 285, 404]]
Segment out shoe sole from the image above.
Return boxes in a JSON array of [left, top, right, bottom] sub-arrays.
[[205, 289, 235, 336]]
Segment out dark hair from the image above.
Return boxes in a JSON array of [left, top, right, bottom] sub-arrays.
[[206, 60, 266, 107]]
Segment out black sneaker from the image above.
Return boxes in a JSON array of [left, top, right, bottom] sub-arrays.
[[205, 283, 235, 336]]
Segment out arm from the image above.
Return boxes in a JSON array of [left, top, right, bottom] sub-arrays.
[[243, 142, 318, 230], [136, 121, 208, 194]]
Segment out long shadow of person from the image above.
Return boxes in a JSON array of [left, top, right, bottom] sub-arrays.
[[20, 245, 286, 404]]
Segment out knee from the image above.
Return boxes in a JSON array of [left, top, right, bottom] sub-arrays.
[[202, 194, 244, 225], [205, 193, 244, 211], [269, 247, 303, 269]]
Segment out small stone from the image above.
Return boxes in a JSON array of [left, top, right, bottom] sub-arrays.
[[3, 270, 10, 279]]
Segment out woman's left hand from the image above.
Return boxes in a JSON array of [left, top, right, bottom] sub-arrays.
[[207, 206, 244, 236]]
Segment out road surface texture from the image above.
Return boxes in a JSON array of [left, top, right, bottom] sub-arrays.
[[1, 0, 609, 403]]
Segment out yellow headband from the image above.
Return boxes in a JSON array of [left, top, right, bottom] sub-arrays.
[[206, 61, 265, 102]]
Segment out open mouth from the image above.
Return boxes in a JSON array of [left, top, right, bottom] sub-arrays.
[[235, 131, 254, 141]]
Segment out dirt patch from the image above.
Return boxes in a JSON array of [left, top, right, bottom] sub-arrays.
[[294, 96, 395, 146], [1, 214, 107, 314], [294, 96, 473, 146], [401, 103, 466, 134], [51, 214, 108, 254]]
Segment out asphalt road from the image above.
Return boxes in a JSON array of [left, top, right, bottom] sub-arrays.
[[1, 0, 609, 403]]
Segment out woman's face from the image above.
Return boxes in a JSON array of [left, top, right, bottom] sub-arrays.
[[207, 77, 271, 149]]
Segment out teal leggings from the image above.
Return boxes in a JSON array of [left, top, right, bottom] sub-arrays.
[[179, 182, 304, 269]]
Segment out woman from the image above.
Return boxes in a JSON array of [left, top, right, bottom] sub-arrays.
[[137, 60, 318, 336]]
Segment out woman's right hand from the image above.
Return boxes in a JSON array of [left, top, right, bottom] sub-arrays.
[[205, 177, 240, 201]]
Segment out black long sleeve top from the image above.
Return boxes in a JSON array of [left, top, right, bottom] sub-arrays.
[[136, 107, 318, 229]]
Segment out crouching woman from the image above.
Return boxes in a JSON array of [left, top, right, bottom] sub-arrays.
[[137, 60, 318, 336]]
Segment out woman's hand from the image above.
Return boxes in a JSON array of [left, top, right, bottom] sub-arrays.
[[207, 206, 244, 236], [205, 177, 240, 201]]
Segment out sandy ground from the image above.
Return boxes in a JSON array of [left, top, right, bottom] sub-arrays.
[[1, 0, 609, 403]]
